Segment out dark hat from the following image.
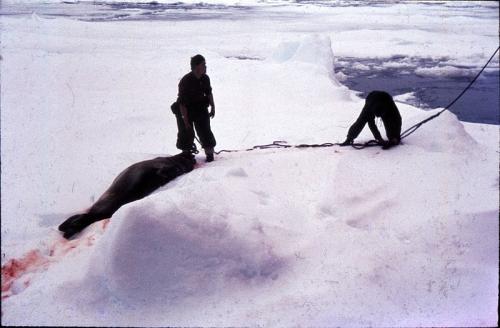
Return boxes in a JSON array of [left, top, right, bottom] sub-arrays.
[[190, 54, 206, 70]]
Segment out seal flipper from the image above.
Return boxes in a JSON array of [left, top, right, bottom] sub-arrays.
[[58, 214, 95, 239]]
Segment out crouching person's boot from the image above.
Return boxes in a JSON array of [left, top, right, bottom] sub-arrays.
[[205, 147, 214, 163]]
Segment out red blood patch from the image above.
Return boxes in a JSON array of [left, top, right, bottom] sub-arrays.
[[101, 219, 111, 230], [47, 235, 92, 258], [1, 238, 84, 300], [1, 250, 49, 300], [1, 229, 104, 304]]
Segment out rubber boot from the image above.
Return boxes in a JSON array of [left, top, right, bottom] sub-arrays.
[[205, 147, 214, 163], [182, 143, 198, 155]]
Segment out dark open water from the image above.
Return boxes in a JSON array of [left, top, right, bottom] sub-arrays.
[[335, 56, 499, 125]]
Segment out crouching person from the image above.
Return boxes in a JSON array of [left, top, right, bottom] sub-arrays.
[[341, 91, 402, 149]]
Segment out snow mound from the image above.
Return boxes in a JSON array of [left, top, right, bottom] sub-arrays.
[[403, 110, 478, 154], [1, 4, 498, 325], [334, 70, 348, 82], [86, 200, 286, 304], [394, 92, 427, 109], [226, 167, 248, 177], [394, 91, 418, 104], [271, 35, 336, 79]]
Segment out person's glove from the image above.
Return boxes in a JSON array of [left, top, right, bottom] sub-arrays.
[[381, 138, 400, 150], [209, 107, 215, 119], [339, 138, 353, 146]]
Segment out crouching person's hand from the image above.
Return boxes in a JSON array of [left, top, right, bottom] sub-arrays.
[[382, 138, 400, 150]]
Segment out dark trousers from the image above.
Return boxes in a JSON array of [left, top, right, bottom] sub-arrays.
[[175, 107, 216, 151]]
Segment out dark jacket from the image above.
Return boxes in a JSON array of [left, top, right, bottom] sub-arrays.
[[177, 72, 212, 111], [347, 91, 402, 141]]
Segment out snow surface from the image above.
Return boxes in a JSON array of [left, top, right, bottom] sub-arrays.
[[1, 1, 499, 326]]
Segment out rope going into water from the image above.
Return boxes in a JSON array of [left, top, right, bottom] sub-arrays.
[[194, 46, 499, 155]]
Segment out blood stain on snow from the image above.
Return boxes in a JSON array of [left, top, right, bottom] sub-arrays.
[[2, 221, 108, 307], [1, 250, 49, 300], [101, 219, 111, 230], [1, 230, 103, 302], [48, 238, 78, 257]]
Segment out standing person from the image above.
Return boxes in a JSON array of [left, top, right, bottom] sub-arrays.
[[341, 90, 402, 150], [173, 54, 217, 162]]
